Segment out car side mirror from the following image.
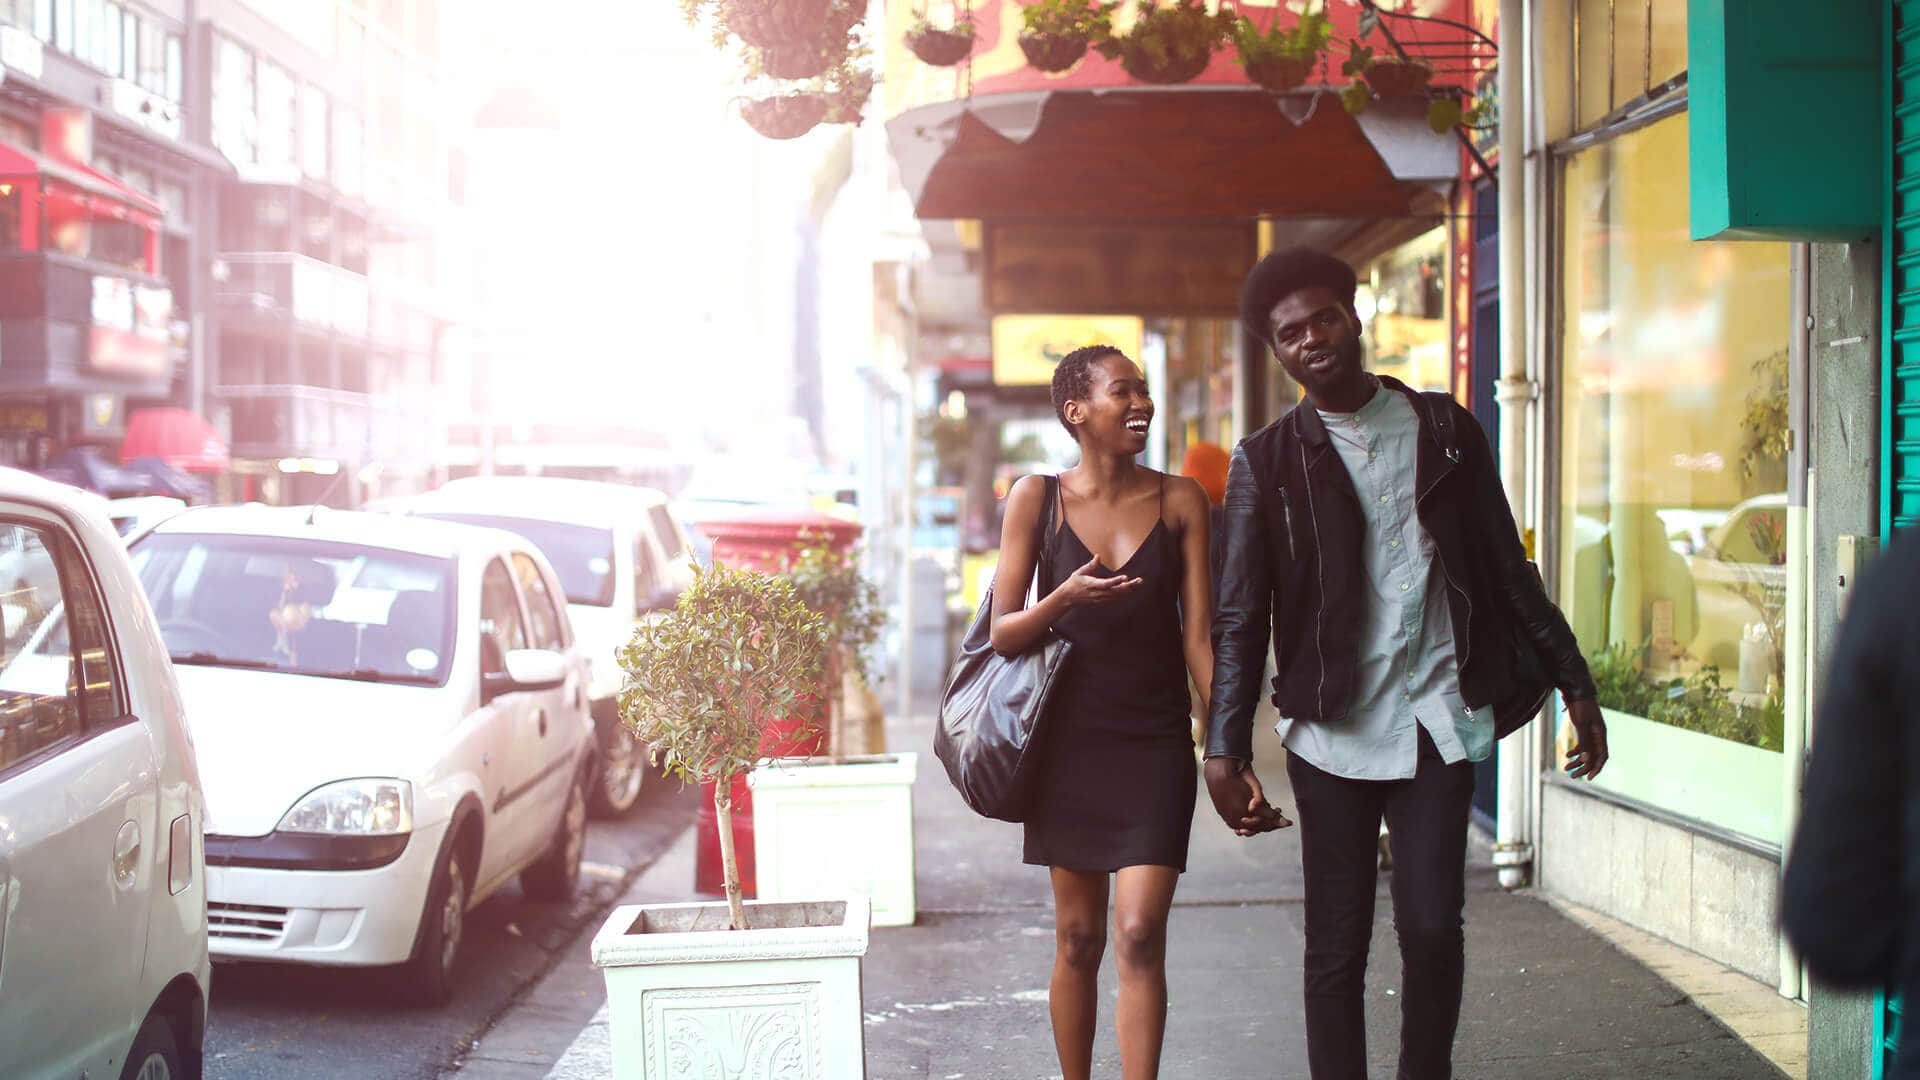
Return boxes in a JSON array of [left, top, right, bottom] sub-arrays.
[[483, 648, 568, 703]]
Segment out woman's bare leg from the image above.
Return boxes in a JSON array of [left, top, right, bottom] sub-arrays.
[[1049, 867, 1111, 1080], [1113, 864, 1180, 1080]]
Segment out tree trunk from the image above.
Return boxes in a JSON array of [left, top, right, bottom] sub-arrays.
[[713, 780, 749, 931]]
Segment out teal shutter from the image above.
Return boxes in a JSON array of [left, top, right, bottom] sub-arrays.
[[1892, 0, 1920, 533], [1875, 990, 1905, 1079]]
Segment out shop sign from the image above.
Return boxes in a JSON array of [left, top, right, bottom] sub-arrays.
[[0, 25, 44, 81], [80, 393, 122, 437], [110, 79, 183, 142], [985, 222, 1254, 316], [990, 314, 1144, 387], [89, 276, 173, 378], [0, 403, 49, 432]]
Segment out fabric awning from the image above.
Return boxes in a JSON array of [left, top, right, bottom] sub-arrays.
[[886, 88, 1458, 222], [0, 140, 164, 218], [121, 408, 230, 473]]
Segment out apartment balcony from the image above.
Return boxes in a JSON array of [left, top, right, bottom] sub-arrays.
[[213, 253, 370, 340]]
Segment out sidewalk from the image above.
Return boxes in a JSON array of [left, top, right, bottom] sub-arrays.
[[448, 705, 1794, 1079]]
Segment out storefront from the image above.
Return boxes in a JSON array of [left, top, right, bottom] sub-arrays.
[[1528, 0, 1811, 991]]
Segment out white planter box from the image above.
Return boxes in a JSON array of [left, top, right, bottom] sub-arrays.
[[748, 752, 918, 927], [591, 897, 870, 1080]]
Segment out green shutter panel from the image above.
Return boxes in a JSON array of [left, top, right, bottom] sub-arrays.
[[1891, 0, 1920, 533]]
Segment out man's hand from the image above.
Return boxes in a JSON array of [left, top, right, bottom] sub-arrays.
[[1564, 698, 1609, 780], [1203, 757, 1292, 836]]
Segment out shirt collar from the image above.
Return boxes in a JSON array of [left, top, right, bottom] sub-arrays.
[[1315, 376, 1386, 426]]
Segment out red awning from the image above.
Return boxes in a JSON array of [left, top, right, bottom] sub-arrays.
[[121, 408, 230, 473], [0, 140, 164, 218]]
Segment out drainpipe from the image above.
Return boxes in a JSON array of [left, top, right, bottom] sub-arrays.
[[1491, 0, 1538, 890]]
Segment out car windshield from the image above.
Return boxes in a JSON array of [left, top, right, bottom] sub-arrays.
[[131, 533, 456, 685], [414, 513, 614, 607]]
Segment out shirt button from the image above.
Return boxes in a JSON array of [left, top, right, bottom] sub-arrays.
[[1389, 539, 1400, 548], [1379, 494, 1389, 503], [1400, 582, 1410, 592]]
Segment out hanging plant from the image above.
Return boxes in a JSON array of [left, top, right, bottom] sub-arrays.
[[907, 14, 977, 66], [721, 0, 835, 48], [1094, 0, 1236, 85], [1423, 90, 1490, 134], [740, 91, 830, 138], [741, 0, 864, 91], [823, 63, 876, 125], [1018, 0, 1116, 74], [1338, 38, 1432, 115], [760, 41, 840, 79], [1232, 7, 1329, 93]]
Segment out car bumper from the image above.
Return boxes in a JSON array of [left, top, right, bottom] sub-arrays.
[[205, 819, 449, 967]]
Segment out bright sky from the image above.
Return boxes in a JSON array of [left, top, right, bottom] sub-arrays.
[[443, 0, 847, 451]]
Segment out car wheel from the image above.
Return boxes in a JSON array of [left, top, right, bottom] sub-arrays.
[[400, 835, 469, 1007], [521, 768, 588, 901], [588, 717, 645, 818], [118, 1013, 182, 1080]]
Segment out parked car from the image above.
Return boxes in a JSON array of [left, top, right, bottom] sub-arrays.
[[129, 505, 596, 1005], [1684, 492, 1789, 673], [404, 476, 696, 818], [0, 468, 210, 1078]]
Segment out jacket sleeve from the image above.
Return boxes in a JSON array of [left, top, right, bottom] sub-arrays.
[[1205, 445, 1274, 761], [1457, 402, 1597, 701], [1780, 529, 1915, 988]]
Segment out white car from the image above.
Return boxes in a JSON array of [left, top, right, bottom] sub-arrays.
[[404, 476, 696, 818], [129, 505, 596, 1005], [0, 469, 210, 1078]]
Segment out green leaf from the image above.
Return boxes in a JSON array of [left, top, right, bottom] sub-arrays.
[[1427, 97, 1462, 134]]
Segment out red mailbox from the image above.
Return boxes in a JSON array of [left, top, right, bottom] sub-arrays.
[[684, 508, 862, 897]]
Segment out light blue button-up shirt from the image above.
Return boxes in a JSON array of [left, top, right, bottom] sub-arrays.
[[1276, 381, 1494, 781]]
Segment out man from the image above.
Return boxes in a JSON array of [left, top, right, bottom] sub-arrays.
[[1203, 247, 1610, 1079], [1781, 526, 1919, 1077]]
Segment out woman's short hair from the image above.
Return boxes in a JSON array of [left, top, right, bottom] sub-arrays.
[[1050, 345, 1126, 440], [1239, 247, 1359, 347]]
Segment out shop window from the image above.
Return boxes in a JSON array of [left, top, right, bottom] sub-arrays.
[[1575, 0, 1686, 129], [1355, 226, 1451, 395], [164, 32, 182, 102], [1557, 111, 1791, 842], [0, 183, 21, 251]]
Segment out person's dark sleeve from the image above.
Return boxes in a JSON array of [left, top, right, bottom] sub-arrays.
[[1206, 446, 1273, 762], [1781, 529, 1917, 988], [1455, 401, 1596, 701]]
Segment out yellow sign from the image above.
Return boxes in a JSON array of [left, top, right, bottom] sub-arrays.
[[990, 314, 1145, 387]]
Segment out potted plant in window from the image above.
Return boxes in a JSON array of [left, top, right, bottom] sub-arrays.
[[1095, 0, 1236, 85], [906, 11, 977, 66], [748, 535, 919, 927], [1018, 0, 1117, 74], [593, 564, 871, 1080], [1232, 6, 1329, 93]]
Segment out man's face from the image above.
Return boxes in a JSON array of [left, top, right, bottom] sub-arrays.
[[1267, 285, 1366, 402]]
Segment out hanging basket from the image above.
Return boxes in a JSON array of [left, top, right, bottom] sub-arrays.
[[724, 0, 834, 48], [1118, 41, 1214, 85], [741, 93, 829, 139], [907, 25, 975, 66], [761, 41, 839, 80], [1019, 31, 1090, 73], [1363, 59, 1432, 99], [1244, 54, 1315, 93]]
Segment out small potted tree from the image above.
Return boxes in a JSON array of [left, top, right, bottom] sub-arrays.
[[592, 563, 870, 1080], [1232, 6, 1329, 93], [749, 535, 920, 927], [1095, 0, 1235, 85], [1018, 0, 1116, 73]]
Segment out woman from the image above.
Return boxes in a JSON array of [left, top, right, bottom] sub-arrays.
[[988, 345, 1215, 1080]]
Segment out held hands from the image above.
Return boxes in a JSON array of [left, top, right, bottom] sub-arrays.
[[1203, 757, 1292, 837], [1564, 698, 1610, 780], [1057, 555, 1143, 607]]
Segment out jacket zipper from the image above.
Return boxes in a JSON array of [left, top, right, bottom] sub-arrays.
[[1278, 485, 1295, 560]]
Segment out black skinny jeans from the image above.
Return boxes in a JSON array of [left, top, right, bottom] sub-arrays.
[[1285, 727, 1475, 1080]]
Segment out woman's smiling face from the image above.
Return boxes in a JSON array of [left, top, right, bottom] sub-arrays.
[[1066, 352, 1153, 453]]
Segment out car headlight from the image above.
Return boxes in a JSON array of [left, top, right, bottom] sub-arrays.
[[278, 779, 413, 835]]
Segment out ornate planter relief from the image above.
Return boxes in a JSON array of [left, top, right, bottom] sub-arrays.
[[593, 899, 870, 1080]]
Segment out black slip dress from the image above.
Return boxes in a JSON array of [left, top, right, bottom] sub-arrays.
[[1022, 472, 1198, 873]]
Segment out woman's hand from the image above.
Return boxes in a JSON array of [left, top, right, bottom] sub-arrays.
[[1055, 555, 1142, 608]]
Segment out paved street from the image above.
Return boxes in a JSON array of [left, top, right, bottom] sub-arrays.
[[202, 773, 701, 1080]]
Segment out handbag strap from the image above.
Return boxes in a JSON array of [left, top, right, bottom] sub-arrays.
[[1032, 474, 1059, 601]]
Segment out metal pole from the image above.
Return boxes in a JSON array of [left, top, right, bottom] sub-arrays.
[[1492, 0, 1537, 890]]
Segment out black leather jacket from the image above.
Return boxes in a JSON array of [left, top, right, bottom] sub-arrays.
[[1205, 376, 1596, 762]]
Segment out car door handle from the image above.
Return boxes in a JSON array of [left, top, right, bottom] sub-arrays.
[[536, 710, 548, 737], [113, 821, 141, 890]]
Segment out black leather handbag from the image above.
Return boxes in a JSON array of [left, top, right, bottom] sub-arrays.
[[934, 475, 1072, 822]]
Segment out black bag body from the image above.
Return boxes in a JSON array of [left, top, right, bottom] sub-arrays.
[[934, 475, 1072, 822]]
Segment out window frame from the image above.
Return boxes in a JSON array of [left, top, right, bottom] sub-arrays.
[[477, 556, 529, 679], [509, 550, 568, 652], [0, 511, 132, 785]]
